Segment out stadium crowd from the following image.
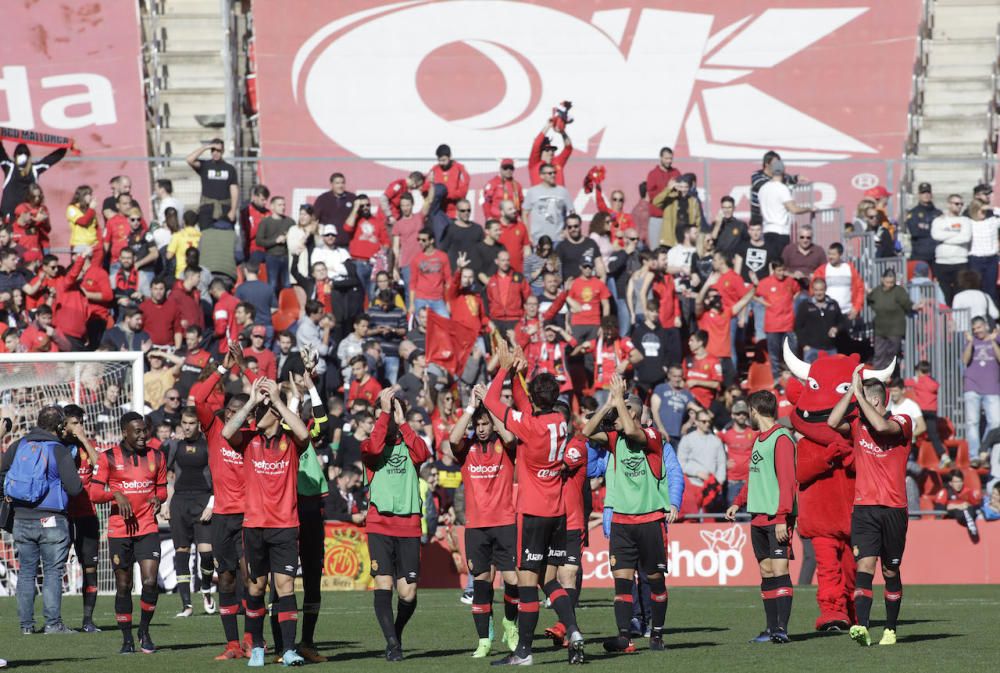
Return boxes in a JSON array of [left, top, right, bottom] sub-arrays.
[[0, 113, 999, 666]]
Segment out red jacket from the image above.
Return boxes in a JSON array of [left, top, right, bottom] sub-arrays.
[[485, 271, 531, 322], [240, 203, 270, 258], [529, 132, 571, 186], [645, 164, 681, 218], [482, 176, 524, 220], [446, 270, 489, 335], [346, 213, 389, 260], [212, 291, 240, 345], [171, 281, 205, 331], [140, 297, 182, 346], [383, 178, 428, 220], [427, 161, 470, 218], [52, 256, 89, 339], [651, 274, 681, 327]]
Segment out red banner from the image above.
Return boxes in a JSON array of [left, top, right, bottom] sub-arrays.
[[253, 0, 920, 225], [0, 1, 151, 250], [325, 519, 1000, 590]]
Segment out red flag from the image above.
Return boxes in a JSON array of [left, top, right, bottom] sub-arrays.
[[425, 311, 478, 377]]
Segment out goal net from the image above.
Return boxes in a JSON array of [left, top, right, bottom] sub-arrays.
[[0, 352, 144, 596]]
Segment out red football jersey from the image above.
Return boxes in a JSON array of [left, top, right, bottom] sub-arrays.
[[563, 436, 589, 531], [238, 429, 307, 528], [484, 368, 568, 517], [851, 414, 912, 508], [348, 376, 383, 407], [683, 353, 722, 409], [67, 446, 95, 518], [719, 425, 757, 482], [607, 427, 666, 524], [204, 414, 246, 515], [90, 445, 167, 538], [453, 435, 516, 529]]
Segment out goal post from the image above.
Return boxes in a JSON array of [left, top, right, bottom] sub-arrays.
[[0, 351, 145, 596]]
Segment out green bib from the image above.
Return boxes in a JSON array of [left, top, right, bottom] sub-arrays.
[[365, 441, 421, 516], [606, 434, 669, 515], [297, 444, 329, 497], [747, 427, 796, 516]]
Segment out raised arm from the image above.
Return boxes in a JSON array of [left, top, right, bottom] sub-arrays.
[[222, 377, 262, 443]]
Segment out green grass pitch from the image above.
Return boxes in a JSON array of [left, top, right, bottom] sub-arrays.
[[2, 585, 997, 671]]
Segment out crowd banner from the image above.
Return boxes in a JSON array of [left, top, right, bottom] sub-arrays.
[[322, 520, 1000, 590], [1, 1, 151, 246], [253, 0, 921, 232]]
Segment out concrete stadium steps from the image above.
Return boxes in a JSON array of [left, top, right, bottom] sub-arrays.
[[156, 51, 226, 90]]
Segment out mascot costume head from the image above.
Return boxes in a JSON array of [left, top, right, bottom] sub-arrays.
[[781, 339, 893, 630]]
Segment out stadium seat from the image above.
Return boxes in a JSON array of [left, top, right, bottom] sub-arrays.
[[746, 359, 774, 393], [271, 289, 300, 333]]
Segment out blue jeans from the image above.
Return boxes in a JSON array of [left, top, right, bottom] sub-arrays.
[[138, 269, 154, 297], [414, 298, 449, 318], [265, 253, 288, 294], [616, 298, 631, 335], [963, 390, 1000, 456], [383, 355, 400, 385], [648, 216, 663, 249], [969, 255, 999, 304], [726, 480, 746, 508], [766, 332, 795, 379], [750, 299, 766, 342], [400, 266, 412, 298], [355, 260, 373, 300], [13, 515, 71, 629], [803, 346, 836, 363]]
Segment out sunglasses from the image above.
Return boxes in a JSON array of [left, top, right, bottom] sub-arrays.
[[541, 171, 556, 176], [626, 236, 639, 241], [566, 225, 580, 229], [799, 235, 812, 240], [696, 418, 711, 424], [611, 197, 624, 203], [129, 217, 141, 222], [501, 166, 514, 170], [166, 396, 180, 401], [950, 201, 964, 206], [457, 208, 471, 213]]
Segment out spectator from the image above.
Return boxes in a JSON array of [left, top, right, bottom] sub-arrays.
[[812, 242, 864, 326], [484, 250, 530, 334], [677, 409, 726, 491], [904, 182, 940, 264], [933, 470, 982, 542], [556, 214, 602, 281], [245, 326, 276, 379], [709, 195, 747, 257], [749, 150, 798, 226], [482, 159, 523, 221], [166, 210, 202, 279], [683, 329, 722, 411], [523, 235, 556, 296], [0, 406, 81, 634], [952, 270, 998, 334], [867, 268, 912, 369], [497, 200, 530, 274], [961, 316, 1000, 459], [275, 331, 304, 381], [0, 141, 66, 221], [864, 202, 897, 259], [256, 196, 294, 292], [427, 144, 470, 219], [409, 228, 451, 317], [606, 228, 641, 331], [651, 173, 701, 248], [967, 200, 999, 304], [199, 215, 239, 283], [887, 378, 926, 438], [565, 256, 610, 343], [651, 365, 697, 448], [139, 277, 182, 348], [101, 306, 151, 352], [644, 147, 680, 246], [719, 400, 755, 507], [175, 326, 211, 399], [239, 184, 271, 262], [153, 178, 183, 226], [523, 162, 574, 243], [144, 351, 181, 409], [313, 173, 355, 248], [234, 260, 277, 330], [66, 185, 99, 251], [185, 139, 239, 227], [337, 313, 370, 385], [757, 160, 813, 253], [930, 193, 972, 304], [325, 465, 366, 524], [380, 171, 426, 224], [0, 249, 27, 297], [630, 297, 673, 397], [529, 119, 572, 186], [572, 315, 641, 405], [756, 260, 798, 379], [343, 194, 389, 298], [368, 289, 407, 385], [781, 223, 826, 281], [905, 360, 949, 467], [347, 354, 382, 406], [172, 267, 205, 333], [391, 194, 424, 291], [794, 277, 842, 362]]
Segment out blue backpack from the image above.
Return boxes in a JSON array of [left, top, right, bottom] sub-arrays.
[[3, 440, 52, 505]]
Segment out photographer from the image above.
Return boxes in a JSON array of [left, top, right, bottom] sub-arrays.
[[0, 406, 82, 634]]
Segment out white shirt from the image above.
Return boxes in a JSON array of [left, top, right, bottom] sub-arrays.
[[952, 289, 999, 332], [758, 180, 794, 236], [930, 215, 972, 264], [969, 215, 999, 258], [823, 262, 853, 313], [888, 396, 922, 424], [156, 196, 184, 225], [666, 244, 696, 275]]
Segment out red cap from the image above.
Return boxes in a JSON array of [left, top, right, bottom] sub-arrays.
[[500, 158, 515, 168], [864, 185, 891, 199], [251, 325, 267, 337]]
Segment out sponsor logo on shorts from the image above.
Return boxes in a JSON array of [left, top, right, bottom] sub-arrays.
[[547, 548, 566, 558], [152, 550, 160, 558], [284, 565, 295, 573], [524, 549, 543, 562], [407, 572, 416, 579], [371, 559, 379, 572], [567, 555, 578, 564]]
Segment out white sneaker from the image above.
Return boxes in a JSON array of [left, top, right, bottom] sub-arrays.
[[203, 593, 217, 615], [175, 605, 193, 618], [460, 591, 474, 605]]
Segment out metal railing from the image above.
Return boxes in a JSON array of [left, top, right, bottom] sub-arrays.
[[141, 0, 166, 182]]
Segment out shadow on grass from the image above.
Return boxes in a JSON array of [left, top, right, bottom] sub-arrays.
[[897, 633, 959, 643]]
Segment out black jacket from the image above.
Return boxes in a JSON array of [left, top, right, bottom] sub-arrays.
[[794, 297, 843, 350], [905, 202, 942, 262]]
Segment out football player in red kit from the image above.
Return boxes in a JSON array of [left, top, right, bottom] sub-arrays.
[[222, 377, 313, 667], [447, 386, 520, 657], [828, 365, 912, 648], [89, 412, 167, 655], [63, 404, 102, 633], [483, 340, 585, 666]]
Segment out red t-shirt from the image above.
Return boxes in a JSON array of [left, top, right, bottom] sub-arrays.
[[67, 447, 95, 518], [568, 276, 610, 326], [238, 428, 307, 529], [719, 425, 757, 482], [904, 376, 939, 412], [349, 376, 383, 407], [346, 214, 389, 260], [683, 353, 722, 409], [563, 436, 589, 531], [484, 368, 568, 517], [851, 414, 913, 509], [652, 275, 681, 327], [498, 221, 529, 273], [607, 427, 666, 524], [410, 249, 451, 300], [583, 336, 635, 389], [90, 444, 167, 538], [757, 275, 798, 333], [698, 308, 732, 359], [714, 270, 749, 312], [453, 435, 516, 528]]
